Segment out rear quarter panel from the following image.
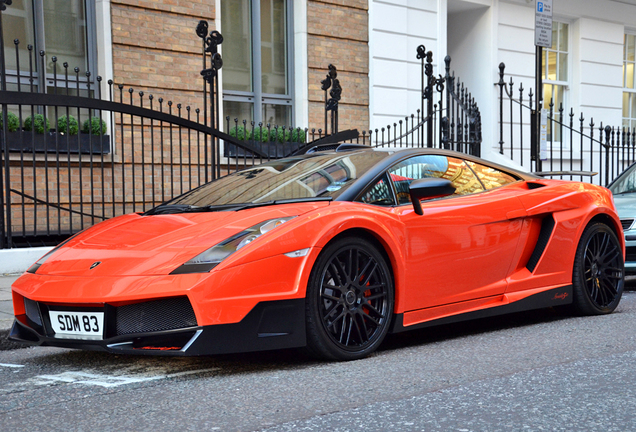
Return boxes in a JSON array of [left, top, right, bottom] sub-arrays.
[[507, 180, 623, 293]]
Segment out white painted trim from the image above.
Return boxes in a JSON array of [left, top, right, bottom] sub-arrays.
[[368, 1, 375, 131], [293, 0, 309, 128], [486, 0, 500, 163], [438, 0, 447, 58], [0, 247, 52, 275], [95, 0, 114, 139], [94, 0, 113, 86], [216, 0, 224, 129]]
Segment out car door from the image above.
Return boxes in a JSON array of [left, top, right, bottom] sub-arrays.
[[390, 154, 527, 311]]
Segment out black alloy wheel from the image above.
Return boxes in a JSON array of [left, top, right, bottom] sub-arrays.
[[305, 237, 394, 361], [572, 222, 624, 315]]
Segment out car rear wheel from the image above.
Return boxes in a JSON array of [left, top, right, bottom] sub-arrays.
[[572, 222, 624, 315], [305, 237, 394, 361]]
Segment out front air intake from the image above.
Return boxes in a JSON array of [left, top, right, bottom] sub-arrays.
[[115, 297, 197, 336], [526, 215, 556, 273]]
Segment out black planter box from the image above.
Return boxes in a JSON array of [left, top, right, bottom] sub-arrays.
[[2, 130, 111, 154], [224, 140, 306, 159]]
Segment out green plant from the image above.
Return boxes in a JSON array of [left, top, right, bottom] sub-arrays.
[[273, 127, 306, 143], [251, 126, 270, 143], [82, 116, 107, 135], [57, 115, 79, 135], [0, 111, 20, 132], [229, 125, 250, 141], [24, 114, 51, 134], [291, 128, 306, 144]]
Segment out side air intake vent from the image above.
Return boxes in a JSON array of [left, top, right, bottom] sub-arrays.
[[115, 297, 197, 335], [526, 182, 546, 190], [526, 215, 556, 273]]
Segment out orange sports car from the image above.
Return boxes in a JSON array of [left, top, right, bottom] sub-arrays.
[[9, 146, 625, 360]]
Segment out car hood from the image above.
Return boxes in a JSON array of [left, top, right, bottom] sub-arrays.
[[34, 202, 329, 277], [612, 193, 636, 221]]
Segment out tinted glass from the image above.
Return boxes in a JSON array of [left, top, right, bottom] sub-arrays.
[[388, 155, 484, 205], [2, 0, 35, 73], [261, 0, 287, 95], [43, 0, 88, 74], [465, 161, 520, 189], [166, 151, 389, 206], [359, 174, 393, 206], [610, 164, 636, 194], [221, 0, 253, 92]]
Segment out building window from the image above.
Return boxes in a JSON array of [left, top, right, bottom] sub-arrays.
[[221, 0, 293, 129], [2, 0, 97, 92], [543, 22, 568, 141], [623, 34, 636, 130]]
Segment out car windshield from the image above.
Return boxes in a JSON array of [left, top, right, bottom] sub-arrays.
[[159, 150, 390, 208], [610, 164, 636, 194]]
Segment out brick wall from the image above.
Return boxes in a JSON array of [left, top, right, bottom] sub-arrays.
[[110, 0, 215, 110], [307, 0, 369, 133], [3, 1, 372, 243]]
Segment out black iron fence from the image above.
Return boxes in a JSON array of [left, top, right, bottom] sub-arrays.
[[496, 63, 635, 186], [1, 4, 484, 249], [0, 16, 319, 249], [367, 48, 482, 155]]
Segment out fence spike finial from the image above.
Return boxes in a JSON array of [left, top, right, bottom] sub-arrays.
[[498, 62, 505, 82], [1, 1, 14, 12]]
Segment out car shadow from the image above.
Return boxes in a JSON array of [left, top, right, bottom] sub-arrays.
[[379, 306, 571, 353], [6, 307, 574, 375]]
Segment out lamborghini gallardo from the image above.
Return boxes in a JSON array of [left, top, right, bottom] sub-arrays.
[[10, 145, 625, 360]]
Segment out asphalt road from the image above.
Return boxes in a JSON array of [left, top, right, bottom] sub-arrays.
[[2, 292, 636, 431]]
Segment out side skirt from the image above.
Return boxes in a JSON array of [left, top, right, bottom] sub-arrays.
[[390, 285, 573, 333]]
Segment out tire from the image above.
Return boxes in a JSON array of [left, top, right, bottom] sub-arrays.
[[572, 222, 624, 315], [305, 236, 394, 361]]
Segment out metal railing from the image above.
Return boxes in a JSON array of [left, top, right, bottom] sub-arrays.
[[370, 49, 482, 156], [1, 2, 486, 248], [0, 16, 314, 248], [496, 62, 635, 186]]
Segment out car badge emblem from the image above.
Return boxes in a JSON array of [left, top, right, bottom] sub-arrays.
[[90, 261, 101, 270]]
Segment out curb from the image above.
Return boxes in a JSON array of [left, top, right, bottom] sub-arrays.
[[0, 247, 52, 274]]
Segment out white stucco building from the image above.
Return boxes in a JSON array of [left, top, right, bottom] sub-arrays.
[[368, 0, 636, 167]]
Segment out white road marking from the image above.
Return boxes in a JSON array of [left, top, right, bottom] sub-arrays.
[[32, 367, 219, 388], [0, 363, 24, 368]]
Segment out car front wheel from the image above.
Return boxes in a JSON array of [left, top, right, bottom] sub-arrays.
[[305, 237, 394, 361]]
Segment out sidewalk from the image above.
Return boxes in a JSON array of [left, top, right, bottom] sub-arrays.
[[0, 274, 20, 331]]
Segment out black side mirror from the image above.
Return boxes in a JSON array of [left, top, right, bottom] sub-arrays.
[[409, 178, 456, 215]]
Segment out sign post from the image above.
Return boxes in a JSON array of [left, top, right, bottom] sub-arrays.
[[533, 0, 552, 172]]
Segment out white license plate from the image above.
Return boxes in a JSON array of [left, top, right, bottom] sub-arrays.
[[50, 311, 104, 339]]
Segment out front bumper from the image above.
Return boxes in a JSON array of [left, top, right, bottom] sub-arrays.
[[9, 298, 306, 356]]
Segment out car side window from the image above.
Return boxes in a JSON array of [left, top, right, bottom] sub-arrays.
[[465, 161, 519, 189], [388, 155, 484, 205], [359, 174, 394, 206]]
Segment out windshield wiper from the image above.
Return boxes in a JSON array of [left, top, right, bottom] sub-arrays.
[[143, 204, 208, 215], [145, 197, 332, 215], [207, 197, 333, 211]]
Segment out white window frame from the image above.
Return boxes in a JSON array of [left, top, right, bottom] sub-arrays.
[[623, 32, 636, 130], [542, 20, 572, 153], [220, 0, 295, 129]]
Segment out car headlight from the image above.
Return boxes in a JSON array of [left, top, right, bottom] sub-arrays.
[[170, 217, 295, 274]]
